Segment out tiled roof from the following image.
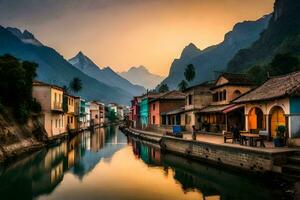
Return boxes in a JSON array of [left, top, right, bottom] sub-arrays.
[[212, 73, 253, 89], [161, 107, 185, 115], [234, 71, 300, 103], [198, 104, 233, 113], [184, 81, 214, 92], [157, 90, 185, 100]]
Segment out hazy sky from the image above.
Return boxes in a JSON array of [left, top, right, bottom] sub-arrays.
[[0, 0, 274, 76]]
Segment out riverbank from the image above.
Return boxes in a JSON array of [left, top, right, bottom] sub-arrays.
[[120, 127, 299, 174]]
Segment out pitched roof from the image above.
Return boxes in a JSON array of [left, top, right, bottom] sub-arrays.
[[33, 80, 64, 91], [211, 73, 253, 89], [158, 90, 185, 100], [184, 81, 214, 92], [150, 91, 185, 102], [234, 71, 300, 103], [198, 104, 233, 113]]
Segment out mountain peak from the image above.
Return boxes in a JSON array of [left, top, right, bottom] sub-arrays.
[[180, 43, 201, 59], [6, 27, 43, 46]]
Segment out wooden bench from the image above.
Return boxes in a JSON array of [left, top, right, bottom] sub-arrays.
[[223, 131, 234, 143]]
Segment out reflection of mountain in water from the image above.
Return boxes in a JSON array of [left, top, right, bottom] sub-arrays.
[[71, 127, 127, 179], [0, 126, 127, 200]]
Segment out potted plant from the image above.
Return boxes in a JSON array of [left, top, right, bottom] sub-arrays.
[[273, 125, 286, 147]]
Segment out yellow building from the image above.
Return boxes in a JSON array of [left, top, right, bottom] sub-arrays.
[[32, 81, 66, 138], [63, 94, 77, 131], [197, 73, 254, 133]]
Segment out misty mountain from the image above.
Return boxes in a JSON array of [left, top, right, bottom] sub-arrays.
[[0, 26, 132, 105], [119, 66, 165, 90], [68, 52, 146, 96], [159, 14, 271, 89], [227, 0, 300, 73]]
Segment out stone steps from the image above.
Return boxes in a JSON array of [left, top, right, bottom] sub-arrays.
[[282, 152, 300, 178]]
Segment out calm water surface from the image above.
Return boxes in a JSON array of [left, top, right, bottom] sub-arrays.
[[0, 126, 287, 200]]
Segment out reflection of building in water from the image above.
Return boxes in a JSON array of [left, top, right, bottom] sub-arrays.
[[90, 128, 105, 152], [130, 139, 161, 165], [68, 150, 75, 168], [51, 162, 64, 183], [44, 142, 68, 170]]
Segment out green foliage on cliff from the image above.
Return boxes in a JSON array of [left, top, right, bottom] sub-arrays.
[[227, 0, 300, 73], [247, 53, 300, 85], [158, 83, 169, 93], [0, 54, 39, 123]]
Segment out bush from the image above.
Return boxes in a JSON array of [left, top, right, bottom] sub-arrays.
[[31, 98, 42, 113], [14, 104, 29, 124]]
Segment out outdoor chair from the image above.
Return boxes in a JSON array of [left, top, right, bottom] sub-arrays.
[[223, 131, 234, 143]]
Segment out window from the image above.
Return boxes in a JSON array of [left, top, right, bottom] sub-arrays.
[[54, 93, 57, 103], [188, 95, 193, 105], [219, 92, 223, 101], [223, 90, 226, 101], [153, 103, 155, 110], [95, 114, 98, 119], [233, 90, 241, 99], [152, 116, 155, 124], [71, 117, 73, 123], [55, 119, 58, 128]]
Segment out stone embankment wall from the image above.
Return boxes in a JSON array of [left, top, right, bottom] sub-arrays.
[[122, 127, 294, 173], [160, 136, 289, 172]]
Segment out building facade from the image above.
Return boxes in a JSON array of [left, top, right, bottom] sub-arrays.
[[32, 81, 66, 138], [197, 73, 253, 133], [148, 91, 185, 127], [63, 94, 77, 131], [234, 71, 300, 139]]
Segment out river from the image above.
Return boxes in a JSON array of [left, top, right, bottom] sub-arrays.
[[0, 126, 290, 200]]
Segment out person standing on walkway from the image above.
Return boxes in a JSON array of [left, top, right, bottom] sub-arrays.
[[192, 125, 197, 140]]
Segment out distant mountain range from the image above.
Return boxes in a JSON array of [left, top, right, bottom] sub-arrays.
[[159, 14, 271, 89], [119, 66, 164, 90], [68, 52, 146, 96], [0, 26, 134, 105], [227, 0, 300, 73]]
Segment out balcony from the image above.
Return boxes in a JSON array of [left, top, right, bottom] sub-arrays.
[[52, 101, 63, 112]]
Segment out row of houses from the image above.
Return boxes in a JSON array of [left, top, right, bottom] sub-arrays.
[[129, 71, 300, 140], [32, 81, 126, 140]]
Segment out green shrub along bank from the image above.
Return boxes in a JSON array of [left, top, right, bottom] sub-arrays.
[[0, 54, 41, 123]]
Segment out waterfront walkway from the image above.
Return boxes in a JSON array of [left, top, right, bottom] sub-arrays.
[[130, 128, 298, 153]]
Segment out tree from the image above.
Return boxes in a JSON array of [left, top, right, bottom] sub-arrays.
[[0, 54, 38, 123], [69, 77, 82, 93], [184, 64, 196, 82], [267, 53, 300, 76], [178, 80, 188, 92], [159, 83, 169, 93], [107, 109, 117, 122], [247, 65, 268, 85]]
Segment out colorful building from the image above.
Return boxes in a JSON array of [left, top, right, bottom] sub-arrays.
[[85, 102, 91, 128], [63, 94, 77, 131], [148, 91, 185, 127], [139, 93, 161, 129], [197, 73, 253, 133], [180, 82, 213, 131], [89, 101, 100, 127], [32, 81, 66, 138], [130, 96, 141, 128], [234, 71, 300, 139], [75, 98, 88, 130]]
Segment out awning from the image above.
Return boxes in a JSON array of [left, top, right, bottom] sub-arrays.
[[222, 104, 244, 114], [161, 107, 185, 115], [198, 104, 233, 113]]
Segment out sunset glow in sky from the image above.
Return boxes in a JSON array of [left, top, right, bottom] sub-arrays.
[[0, 0, 274, 76]]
